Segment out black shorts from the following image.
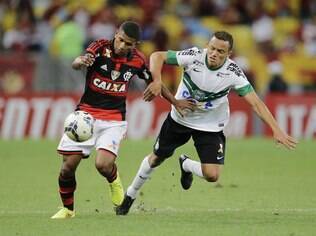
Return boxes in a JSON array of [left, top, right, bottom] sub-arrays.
[[153, 114, 226, 164]]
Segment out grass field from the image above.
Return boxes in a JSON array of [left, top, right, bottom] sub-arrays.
[[0, 138, 315, 236]]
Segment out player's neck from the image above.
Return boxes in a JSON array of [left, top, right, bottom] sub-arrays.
[[205, 56, 227, 71]]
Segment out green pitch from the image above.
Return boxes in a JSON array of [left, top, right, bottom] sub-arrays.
[[0, 138, 315, 236]]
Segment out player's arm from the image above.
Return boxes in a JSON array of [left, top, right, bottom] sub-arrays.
[[161, 84, 196, 117], [72, 53, 95, 70], [243, 91, 298, 149], [143, 51, 165, 101]]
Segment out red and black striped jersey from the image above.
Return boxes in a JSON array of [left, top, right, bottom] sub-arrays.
[[78, 39, 152, 121]]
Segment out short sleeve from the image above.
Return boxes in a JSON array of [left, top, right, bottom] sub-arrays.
[[86, 39, 107, 56], [166, 47, 202, 67], [235, 84, 254, 96], [226, 62, 254, 96]]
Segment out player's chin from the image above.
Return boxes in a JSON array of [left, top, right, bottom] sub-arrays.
[[115, 50, 127, 56]]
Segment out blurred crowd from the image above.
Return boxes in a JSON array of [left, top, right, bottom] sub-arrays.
[[0, 0, 316, 93]]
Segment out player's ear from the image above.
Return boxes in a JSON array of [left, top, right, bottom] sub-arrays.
[[114, 30, 120, 38], [228, 50, 233, 57]]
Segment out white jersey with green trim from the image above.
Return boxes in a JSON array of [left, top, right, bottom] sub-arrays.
[[166, 47, 253, 132]]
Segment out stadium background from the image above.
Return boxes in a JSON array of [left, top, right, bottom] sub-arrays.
[[0, 0, 315, 140]]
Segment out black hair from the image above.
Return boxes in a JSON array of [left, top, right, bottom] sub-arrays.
[[119, 21, 141, 41], [214, 31, 234, 50]]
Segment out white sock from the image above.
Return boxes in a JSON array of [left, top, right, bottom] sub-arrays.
[[126, 156, 154, 199], [183, 158, 203, 178]]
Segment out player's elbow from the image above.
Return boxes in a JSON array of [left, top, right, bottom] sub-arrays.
[[150, 51, 167, 63]]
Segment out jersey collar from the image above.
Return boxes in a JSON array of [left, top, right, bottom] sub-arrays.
[[205, 55, 227, 71]]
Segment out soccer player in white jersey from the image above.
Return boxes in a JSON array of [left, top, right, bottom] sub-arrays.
[[116, 31, 298, 215]]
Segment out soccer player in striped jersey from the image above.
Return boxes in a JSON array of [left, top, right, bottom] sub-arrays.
[[116, 31, 298, 215], [51, 21, 162, 219]]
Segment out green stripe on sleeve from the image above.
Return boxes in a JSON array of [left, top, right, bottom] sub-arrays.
[[165, 50, 178, 65], [236, 84, 254, 96]]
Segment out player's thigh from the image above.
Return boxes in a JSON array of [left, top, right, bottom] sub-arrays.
[[192, 130, 226, 164], [153, 114, 192, 158], [95, 120, 127, 158], [60, 154, 83, 176]]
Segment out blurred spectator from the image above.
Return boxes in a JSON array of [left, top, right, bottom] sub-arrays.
[[300, 0, 316, 20], [87, 8, 116, 43], [51, 15, 84, 60], [302, 15, 316, 57], [267, 60, 288, 93], [251, 7, 275, 55], [50, 14, 85, 91], [2, 0, 41, 51], [152, 26, 169, 51], [220, 4, 242, 25]]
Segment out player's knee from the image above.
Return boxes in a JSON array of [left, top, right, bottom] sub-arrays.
[[61, 163, 76, 177], [203, 173, 219, 182], [149, 154, 166, 168], [95, 161, 111, 174]]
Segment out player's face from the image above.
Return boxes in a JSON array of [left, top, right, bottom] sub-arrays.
[[113, 30, 137, 56], [206, 36, 232, 69]]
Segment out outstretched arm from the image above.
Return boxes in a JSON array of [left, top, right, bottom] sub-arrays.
[[243, 91, 297, 149], [72, 53, 95, 70]]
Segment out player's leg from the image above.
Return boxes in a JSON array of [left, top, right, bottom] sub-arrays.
[[51, 154, 83, 219], [95, 149, 124, 206], [52, 133, 94, 219], [116, 114, 191, 215], [95, 121, 127, 206], [179, 130, 226, 189]]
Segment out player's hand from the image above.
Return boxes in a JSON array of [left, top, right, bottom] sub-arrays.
[[273, 129, 298, 150], [143, 81, 162, 101], [79, 53, 95, 67], [174, 99, 197, 117]]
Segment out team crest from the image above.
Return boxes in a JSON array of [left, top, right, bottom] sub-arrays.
[[111, 70, 121, 80], [123, 71, 133, 81]]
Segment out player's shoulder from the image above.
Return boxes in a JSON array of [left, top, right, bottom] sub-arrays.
[[86, 39, 111, 55], [129, 48, 147, 66], [177, 47, 203, 57], [94, 39, 111, 46]]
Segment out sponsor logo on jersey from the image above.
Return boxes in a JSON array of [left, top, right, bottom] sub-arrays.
[[104, 49, 112, 58], [93, 78, 126, 92], [111, 70, 121, 80], [227, 63, 245, 77], [179, 49, 198, 56], [191, 90, 206, 101], [217, 143, 224, 160], [216, 72, 230, 78], [193, 60, 204, 66]]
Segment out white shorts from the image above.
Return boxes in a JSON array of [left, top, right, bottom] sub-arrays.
[[57, 119, 127, 158]]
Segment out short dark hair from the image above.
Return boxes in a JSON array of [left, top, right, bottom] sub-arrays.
[[119, 21, 141, 41], [214, 31, 233, 50]]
